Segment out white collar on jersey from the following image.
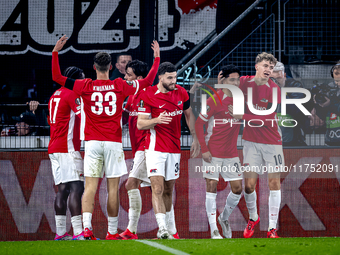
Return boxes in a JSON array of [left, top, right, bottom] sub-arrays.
[[248, 78, 270, 88], [222, 93, 228, 100]]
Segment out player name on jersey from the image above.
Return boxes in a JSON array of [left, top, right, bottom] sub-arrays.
[[93, 85, 115, 91]]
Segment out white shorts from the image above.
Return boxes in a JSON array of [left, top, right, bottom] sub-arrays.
[[129, 150, 150, 186], [49, 151, 84, 185], [145, 150, 181, 181], [243, 140, 285, 175], [203, 157, 243, 182], [84, 141, 127, 178]]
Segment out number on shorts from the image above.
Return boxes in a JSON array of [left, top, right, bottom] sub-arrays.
[[91, 92, 117, 116], [234, 163, 240, 173], [273, 154, 283, 165], [175, 163, 179, 173]]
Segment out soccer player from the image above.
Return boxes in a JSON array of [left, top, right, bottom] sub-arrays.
[[137, 62, 199, 239], [229, 52, 283, 238], [48, 66, 85, 240], [195, 65, 243, 239], [51, 35, 160, 240], [119, 60, 180, 239]]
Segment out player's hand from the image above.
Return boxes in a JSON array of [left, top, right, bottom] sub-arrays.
[[202, 151, 212, 163], [27, 101, 39, 114], [152, 40, 160, 58], [190, 136, 200, 158], [228, 105, 243, 119], [53, 35, 68, 52], [156, 111, 172, 124], [189, 82, 202, 94], [217, 71, 225, 84]]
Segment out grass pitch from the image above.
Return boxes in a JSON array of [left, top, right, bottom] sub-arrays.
[[1, 237, 339, 255]]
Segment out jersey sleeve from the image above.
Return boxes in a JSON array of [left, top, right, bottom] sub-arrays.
[[66, 90, 81, 115], [181, 87, 190, 102], [124, 96, 133, 113], [239, 76, 247, 94], [72, 79, 91, 96], [196, 97, 217, 153], [195, 116, 208, 154], [137, 57, 160, 92], [52, 52, 67, 86], [198, 95, 217, 122], [124, 57, 160, 97], [138, 92, 151, 116]]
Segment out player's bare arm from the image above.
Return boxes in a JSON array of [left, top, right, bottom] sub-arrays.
[[189, 82, 202, 94], [137, 111, 172, 130], [53, 35, 68, 52], [184, 107, 200, 158]]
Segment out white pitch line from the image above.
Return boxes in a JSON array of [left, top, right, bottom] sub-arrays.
[[136, 240, 190, 255]]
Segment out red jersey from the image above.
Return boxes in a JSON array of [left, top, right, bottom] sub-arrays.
[[48, 87, 81, 154], [240, 75, 282, 145], [195, 90, 240, 158], [125, 90, 146, 156], [52, 52, 160, 142], [138, 85, 189, 153]]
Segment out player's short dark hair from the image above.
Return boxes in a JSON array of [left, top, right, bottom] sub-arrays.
[[116, 53, 132, 63], [126, 60, 148, 78], [94, 52, 111, 72], [220, 65, 241, 78], [158, 62, 176, 76], [63, 66, 84, 79]]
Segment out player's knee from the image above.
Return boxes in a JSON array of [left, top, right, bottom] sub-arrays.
[[268, 178, 280, 190], [244, 185, 255, 194], [231, 185, 242, 195], [125, 178, 138, 191], [125, 180, 131, 190], [152, 184, 164, 196], [70, 181, 84, 197], [57, 183, 70, 198], [205, 179, 217, 193]]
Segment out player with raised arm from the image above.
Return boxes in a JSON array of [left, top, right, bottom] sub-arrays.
[[229, 52, 283, 238], [195, 65, 243, 239], [49, 67, 85, 241], [51, 35, 160, 240], [137, 62, 199, 239]]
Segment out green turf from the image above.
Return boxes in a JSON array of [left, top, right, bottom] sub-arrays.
[[1, 237, 339, 255]]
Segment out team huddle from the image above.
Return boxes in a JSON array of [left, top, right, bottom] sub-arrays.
[[49, 35, 283, 240]]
